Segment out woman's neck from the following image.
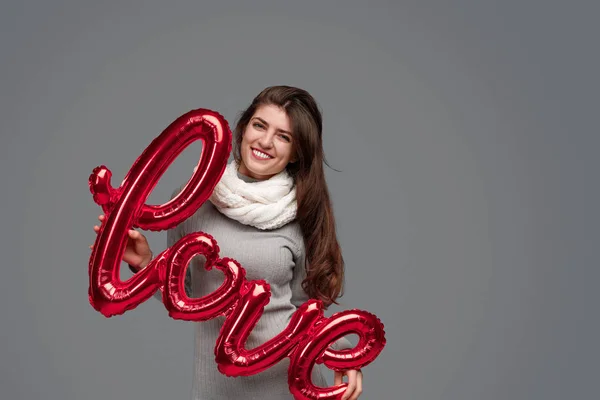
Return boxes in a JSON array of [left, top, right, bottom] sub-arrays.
[[236, 170, 260, 183]]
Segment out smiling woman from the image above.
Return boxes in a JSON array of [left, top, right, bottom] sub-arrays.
[[93, 85, 365, 400]]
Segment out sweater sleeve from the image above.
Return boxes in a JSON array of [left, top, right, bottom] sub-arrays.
[[289, 244, 354, 352]]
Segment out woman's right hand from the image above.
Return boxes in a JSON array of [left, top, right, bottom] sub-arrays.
[[90, 215, 153, 269]]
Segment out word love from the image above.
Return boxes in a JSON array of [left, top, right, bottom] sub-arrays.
[[130, 232, 384, 399], [87, 109, 386, 400]]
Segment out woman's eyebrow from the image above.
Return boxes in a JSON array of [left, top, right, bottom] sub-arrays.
[[252, 117, 292, 135]]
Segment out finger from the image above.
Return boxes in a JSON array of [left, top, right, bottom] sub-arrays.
[[89, 245, 93, 249], [342, 370, 357, 400], [98, 215, 104, 222], [356, 371, 364, 399], [130, 229, 147, 243], [334, 371, 343, 386], [93, 225, 100, 232], [350, 371, 363, 400]]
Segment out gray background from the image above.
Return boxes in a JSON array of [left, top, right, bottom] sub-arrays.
[[1, 1, 598, 399]]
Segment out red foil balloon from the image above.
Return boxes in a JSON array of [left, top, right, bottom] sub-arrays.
[[289, 310, 387, 399], [163, 233, 246, 321], [88, 108, 387, 399], [88, 109, 232, 317], [214, 282, 324, 377]]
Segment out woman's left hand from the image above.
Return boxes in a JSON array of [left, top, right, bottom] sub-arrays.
[[334, 369, 363, 400]]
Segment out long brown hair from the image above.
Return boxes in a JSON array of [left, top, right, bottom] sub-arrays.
[[232, 85, 344, 306]]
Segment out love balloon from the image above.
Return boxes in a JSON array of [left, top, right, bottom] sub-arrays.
[[88, 109, 386, 399]]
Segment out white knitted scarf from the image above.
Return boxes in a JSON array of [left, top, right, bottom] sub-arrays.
[[208, 160, 297, 230]]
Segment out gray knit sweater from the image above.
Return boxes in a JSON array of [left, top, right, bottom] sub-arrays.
[[155, 173, 351, 399]]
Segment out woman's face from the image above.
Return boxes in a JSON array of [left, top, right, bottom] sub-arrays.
[[238, 104, 297, 180]]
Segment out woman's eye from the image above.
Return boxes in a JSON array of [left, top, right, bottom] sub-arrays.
[[279, 134, 291, 142], [253, 123, 264, 129]]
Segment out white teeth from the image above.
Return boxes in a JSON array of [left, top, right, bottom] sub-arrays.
[[253, 149, 272, 159]]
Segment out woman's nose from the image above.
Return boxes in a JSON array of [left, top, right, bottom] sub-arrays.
[[258, 132, 274, 148]]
